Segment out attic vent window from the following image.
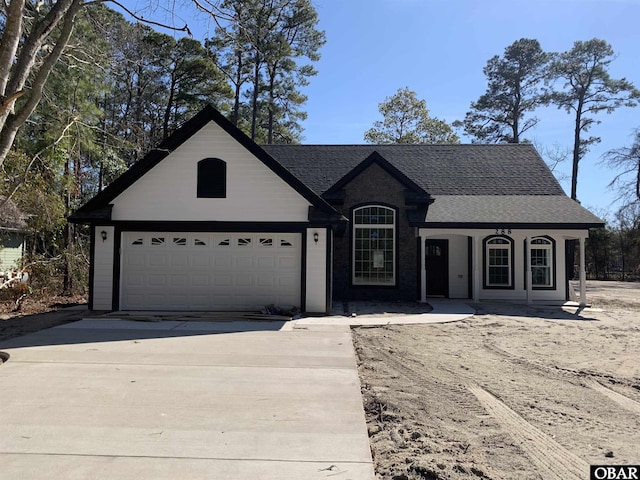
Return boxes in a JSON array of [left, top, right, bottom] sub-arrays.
[[197, 158, 226, 198]]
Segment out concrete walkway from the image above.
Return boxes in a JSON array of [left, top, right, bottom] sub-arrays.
[[291, 299, 476, 328], [0, 319, 375, 479]]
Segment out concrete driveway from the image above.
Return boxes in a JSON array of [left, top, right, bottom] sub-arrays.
[[0, 319, 375, 479]]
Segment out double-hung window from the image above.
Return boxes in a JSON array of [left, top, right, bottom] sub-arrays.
[[353, 206, 396, 286], [484, 236, 513, 288], [530, 237, 554, 288]]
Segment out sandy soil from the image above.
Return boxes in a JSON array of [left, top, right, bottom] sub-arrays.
[[0, 294, 88, 342], [354, 283, 640, 480]]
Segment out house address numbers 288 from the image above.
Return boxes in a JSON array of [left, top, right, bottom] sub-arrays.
[[495, 228, 512, 235]]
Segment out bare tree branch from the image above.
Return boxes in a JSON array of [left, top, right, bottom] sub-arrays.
[[102, 0, 192, 34]]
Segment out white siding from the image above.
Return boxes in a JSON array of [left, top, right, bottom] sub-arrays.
[[0, 233, 24, 271], [110, 122, 311, 222], [305, 228, 330, 313], [92, 226, 114, 310]]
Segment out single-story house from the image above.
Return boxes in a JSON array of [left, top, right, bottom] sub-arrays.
[[0, 196, 27, 275], [70, 105, 604, 313]]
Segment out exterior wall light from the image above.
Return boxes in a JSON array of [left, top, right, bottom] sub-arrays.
[[101, 230, 107, 242], [313, 232, 319, 244]]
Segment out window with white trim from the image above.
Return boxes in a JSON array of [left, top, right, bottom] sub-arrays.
[[484, 236, 513, 288], [353, 205, 395, 286], [530, 237, 554, 288]]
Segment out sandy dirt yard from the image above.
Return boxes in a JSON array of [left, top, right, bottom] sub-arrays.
[[353, 282, 640, 480]]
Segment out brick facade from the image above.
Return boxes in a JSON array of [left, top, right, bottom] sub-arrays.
[[332, 163, 419, 302]]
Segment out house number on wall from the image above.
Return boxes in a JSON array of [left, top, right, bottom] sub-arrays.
[[495, 228, 512, 235]]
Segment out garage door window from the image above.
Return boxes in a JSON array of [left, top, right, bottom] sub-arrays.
[[237, 238, 252, 247]]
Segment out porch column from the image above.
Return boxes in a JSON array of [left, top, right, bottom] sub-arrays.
[[579, 236, 587, 307], [525, 237, 532, 304], [472, 235, 480, 302], [420, 235, 427, 303]]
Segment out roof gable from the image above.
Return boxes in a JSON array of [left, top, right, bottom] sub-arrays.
[[70, 105, 336, 222], [324, 151, 431, 201]]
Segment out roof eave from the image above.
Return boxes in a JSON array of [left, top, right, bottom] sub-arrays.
[[415, 221, 605, 230]]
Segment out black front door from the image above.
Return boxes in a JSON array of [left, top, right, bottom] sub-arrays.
[[426, 239, 449, 297]]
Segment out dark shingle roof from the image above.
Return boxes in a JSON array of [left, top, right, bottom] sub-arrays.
[[425, 195, 603, 226], [262, 144, 566, 196]]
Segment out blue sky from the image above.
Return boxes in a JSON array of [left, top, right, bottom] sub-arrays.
[[150, 0, 640, 219]]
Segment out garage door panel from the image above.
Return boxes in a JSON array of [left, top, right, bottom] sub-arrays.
[[213, 275, 232, 286], [214, 256, 232, 268], [169, 275, 188, 287], [278, 276, 297, 287], [257, 273, 275, 287], [256, 256, 275, 268], [148, 256, 168, 267], [147, 275, 166, 287], [278, 256, 298, 268], [125, 274, 145, 287], [235, 274, 253, 287], [121, 232, 301, 311], [192, 274, 210, 286], [234, 256, 253, 268], [125, 254, 146, 267], [171, 255, 189, 267]]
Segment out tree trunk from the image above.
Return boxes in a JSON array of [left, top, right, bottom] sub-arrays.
[[163, 76, 177, 141], [250, 51, 261, 141], [0, 0, 26, 97], [570, 101, 584, 201], [0, 0, 82, 167], [62, 154, 72, 295], [232, 48, 243, 126], [267, 66, 276, 144]]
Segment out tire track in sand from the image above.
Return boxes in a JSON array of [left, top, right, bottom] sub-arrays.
[[585, 379, 640, 415], [468, 384, 588, 480]]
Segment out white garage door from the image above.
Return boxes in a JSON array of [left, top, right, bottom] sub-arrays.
[[120, 232, 301, 311]]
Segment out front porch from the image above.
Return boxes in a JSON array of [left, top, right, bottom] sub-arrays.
[[417, 228, 590, 307]]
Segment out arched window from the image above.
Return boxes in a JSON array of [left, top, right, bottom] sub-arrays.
[[484, 235, 514, 288], [530, 236, 555, 288], [197, 158, 226, 198], [352, 205, 396, 286]]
